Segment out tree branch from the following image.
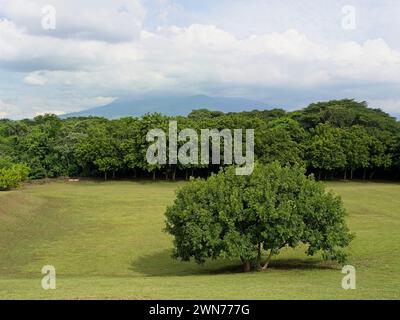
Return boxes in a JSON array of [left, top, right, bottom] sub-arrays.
[[262, 250, 274, 271]]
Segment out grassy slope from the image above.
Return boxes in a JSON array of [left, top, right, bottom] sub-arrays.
[[0, 180, 399, 299]]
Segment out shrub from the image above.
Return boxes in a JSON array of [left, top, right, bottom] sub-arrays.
[[0, 164, 30, 190]]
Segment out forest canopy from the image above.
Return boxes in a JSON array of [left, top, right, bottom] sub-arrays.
[[0, 99, 399, 182]]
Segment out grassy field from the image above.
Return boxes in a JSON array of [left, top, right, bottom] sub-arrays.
[[0, 180, 399, 300]]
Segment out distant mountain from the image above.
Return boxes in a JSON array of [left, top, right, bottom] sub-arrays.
[[61, 95, 270, 119]]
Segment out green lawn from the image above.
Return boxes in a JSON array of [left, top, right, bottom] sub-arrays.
[[0, 180, 399, 299]]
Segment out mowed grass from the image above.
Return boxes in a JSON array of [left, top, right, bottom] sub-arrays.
[[0, 180, 399, 299]]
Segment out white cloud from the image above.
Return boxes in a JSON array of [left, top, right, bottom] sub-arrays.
[[0, 99, 20, 118], [1, 1, 400, 116], [91, 96, 118, 106], [34, 110, 65, 117], [0, 19, 119, 71], [23, 71, 48, 85], [332, 39, 400, 83], [27, 96, 118, 118], [0, 0, 146, 41], [13, 25, 400, 94]]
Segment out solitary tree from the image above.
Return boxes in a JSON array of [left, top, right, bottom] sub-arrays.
[[165, 162, 354, 272]]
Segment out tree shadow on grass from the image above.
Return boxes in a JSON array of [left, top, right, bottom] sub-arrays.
[[129, 249, 241, 277], [129, 249, 339, 277], [268, 258, 339, 271]]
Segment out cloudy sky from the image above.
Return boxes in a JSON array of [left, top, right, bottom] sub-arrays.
[[1, 0, 400, 119]]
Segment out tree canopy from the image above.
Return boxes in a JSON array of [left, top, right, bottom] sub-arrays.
[[165, 163, 354, 272]]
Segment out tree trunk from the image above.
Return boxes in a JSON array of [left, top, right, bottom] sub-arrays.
[[256, 242, 262, 269], [185, 169, 189, 180], [395, 168, 400, 180], [242, 261, 251, 273], [363, 168, 367, 180], [104, 172, 107, 181], [344, 169, 347, 180], [262, 250, 274, 271], [152, 171, 156, 181], [369, 170, 376, 180], [350, 168, 354, 180], [133, 169, 137, 179], [172, 167, 176, 181], [112, 171, 116, 179], [318, 170, 321, 181]]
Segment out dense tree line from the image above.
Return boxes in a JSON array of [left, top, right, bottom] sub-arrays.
[[0, 99, 399, 183]]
